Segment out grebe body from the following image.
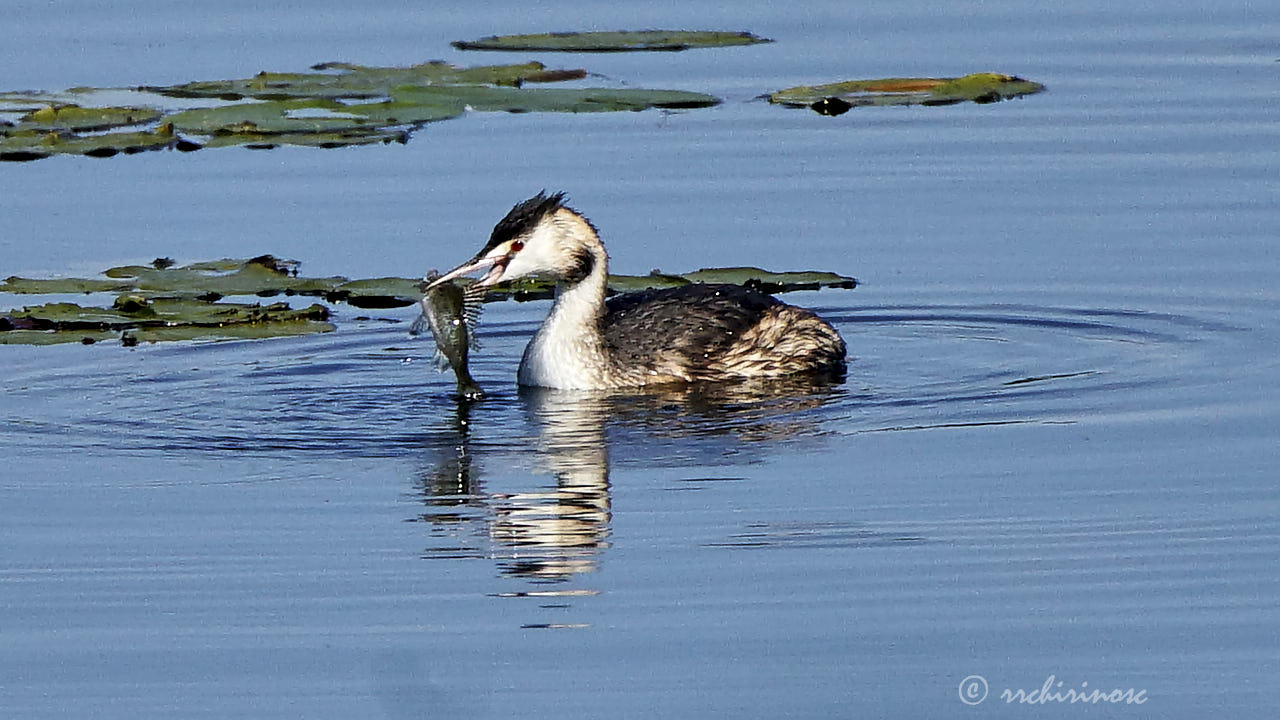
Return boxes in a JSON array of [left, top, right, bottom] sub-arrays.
[[428, 192, 846, 390]]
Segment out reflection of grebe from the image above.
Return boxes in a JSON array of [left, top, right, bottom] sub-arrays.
[[490, 390, 612, 580], [427, 192, 847, 390], [415, 394, 611, 581]]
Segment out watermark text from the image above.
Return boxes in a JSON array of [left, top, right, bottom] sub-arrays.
[[959, 674, 1148, 706]]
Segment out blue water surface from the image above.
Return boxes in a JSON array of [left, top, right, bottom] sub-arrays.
[[3, 1, 1278, 718]]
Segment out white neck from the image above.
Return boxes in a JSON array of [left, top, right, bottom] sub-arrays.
[[517, 240, 610, 389]]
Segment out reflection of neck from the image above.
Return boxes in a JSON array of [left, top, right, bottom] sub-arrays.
[[518, 239, 611, 389], [489, 391, 612, 579], [536, 391, 609, 484]]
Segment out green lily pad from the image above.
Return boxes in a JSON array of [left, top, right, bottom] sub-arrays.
[[392, 85, 721, 113], [201, 128, 409, 150], [0, 275, 135, 294], [0, 319, 335, 345], [1, 295, 334, 345], [169, 99, 381, 136], [1, 256, 348, 300], [3, 257, 857, 346], [330, 277, 426, 308], [452, 30, 772, 52], [9, 104, 163, 132], [100, 255, 344, 297], [0, 123, 188, 162], [166, 94, 473, 141], [3, 57, 722, 162], [768, 72, 1046, 114], [1, 92, 69, 113], [6, 296, 329, 328], [3, 257, 856, 305], [479, 267, 857, 301], [142, 61, 587, 101], [0, 329, 118, 346], [677, 267, 858, 292]]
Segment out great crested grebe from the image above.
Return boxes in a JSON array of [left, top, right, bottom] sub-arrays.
[[426, 191, 847, 390]]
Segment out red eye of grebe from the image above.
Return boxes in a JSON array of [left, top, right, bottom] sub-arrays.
[[510, 240, 524, 252]]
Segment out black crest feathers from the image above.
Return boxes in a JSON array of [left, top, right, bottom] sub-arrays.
[[480, 191, 568, 257]]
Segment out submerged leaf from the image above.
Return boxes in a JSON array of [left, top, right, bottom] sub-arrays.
[[453, 30, 773, 52], [768, 72, 1046, 112]]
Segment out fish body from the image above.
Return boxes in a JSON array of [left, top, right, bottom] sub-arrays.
[[414, 271, 485, 398]]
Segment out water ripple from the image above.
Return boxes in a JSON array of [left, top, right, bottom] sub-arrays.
[[0, 301, 1247, 461]]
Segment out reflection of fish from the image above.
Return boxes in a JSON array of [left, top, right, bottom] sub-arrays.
[[412, 270, 486, 399]]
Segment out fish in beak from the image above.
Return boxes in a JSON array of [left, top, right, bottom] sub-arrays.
[[424, 248, 511, 290]]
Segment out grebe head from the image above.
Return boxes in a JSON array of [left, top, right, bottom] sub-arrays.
[[427, 191, 602, 291]]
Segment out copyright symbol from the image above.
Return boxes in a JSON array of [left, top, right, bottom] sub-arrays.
[[959, 675, 988, 705]]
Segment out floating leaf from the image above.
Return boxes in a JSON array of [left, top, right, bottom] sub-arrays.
[[0, 320, 334, 345], [2, 256, 351, 300], [1, 296, 333, 345], [9, 104, 163, 132], [3, 256, 856, 346], [330, 277, 426, 308], [767, 72, 1046, 114], [99, 255, 344, 297], [0, 329, 117, 346], [201, 128, 408, 150], [0, 123, 187, 162], [169, 99, 389, 136], [392, 85, 720, 113], [3, 257, 856, 305], [7, 297, 328, 328], [3, 57, 718, 162], [677, 267, 858, 292], [0, 275, 135, 294], [1, 92, 68, 113], [142, 61, 587, 101], [482, 267, 857, 301], [453, 30, 772, 52]]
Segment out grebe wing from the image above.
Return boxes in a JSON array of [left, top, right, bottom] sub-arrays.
[[602, 284, 780, 368]]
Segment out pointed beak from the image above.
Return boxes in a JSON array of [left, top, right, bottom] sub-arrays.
[[425, 253, 508, 290]]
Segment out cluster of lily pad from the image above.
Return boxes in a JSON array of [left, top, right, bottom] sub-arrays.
[[1, 30, 1044, 162], [1, 30, 1038, 344], [0, 255, 857, 345]]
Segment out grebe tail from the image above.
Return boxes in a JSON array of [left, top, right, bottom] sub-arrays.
[[427, 191, 846, 390]]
